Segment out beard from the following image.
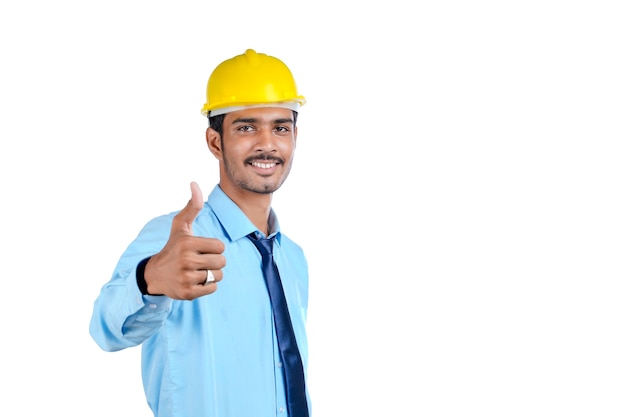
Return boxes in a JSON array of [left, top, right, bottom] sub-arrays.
[[223, 154, 292, 195], [238, 178, 280, 194]]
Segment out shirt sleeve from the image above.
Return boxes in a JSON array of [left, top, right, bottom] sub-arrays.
[[89, 215, 175, 352]]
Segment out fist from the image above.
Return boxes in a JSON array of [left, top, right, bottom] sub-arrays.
[[144, 182, 226, 300]]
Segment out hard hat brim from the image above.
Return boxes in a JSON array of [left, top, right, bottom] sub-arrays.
[[201, 99, 305, 117]]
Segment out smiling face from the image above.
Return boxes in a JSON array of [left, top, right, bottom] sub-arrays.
[[207, 107, 298, 199]]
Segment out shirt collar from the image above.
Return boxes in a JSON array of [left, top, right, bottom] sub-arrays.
[[206, 185, 281, 243]]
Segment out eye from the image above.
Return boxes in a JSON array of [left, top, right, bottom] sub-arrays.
[[237, 125, 255, 132], [275, 126, 290, 133]]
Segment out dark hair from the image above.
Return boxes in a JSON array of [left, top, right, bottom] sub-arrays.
[[208, 114, 226, 137], [208, 110, 299, 137]]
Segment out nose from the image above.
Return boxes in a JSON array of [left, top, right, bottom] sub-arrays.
[[255, 127, 276, 151]]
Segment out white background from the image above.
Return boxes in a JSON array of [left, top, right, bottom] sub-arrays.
[[1, 1, 625, 416]]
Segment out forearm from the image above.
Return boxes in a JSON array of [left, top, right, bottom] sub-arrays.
[[89, 257, 172, 351]]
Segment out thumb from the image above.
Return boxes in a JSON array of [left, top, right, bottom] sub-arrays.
[[171, 181, 204, 236]]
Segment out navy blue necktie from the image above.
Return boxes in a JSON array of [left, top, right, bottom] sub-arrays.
[[248, 233, 309, 417]]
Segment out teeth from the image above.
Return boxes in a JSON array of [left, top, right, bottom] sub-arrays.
[[252, 161, 276, 169]]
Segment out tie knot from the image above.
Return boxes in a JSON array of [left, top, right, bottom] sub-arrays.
[[247, 233, 274, 256]]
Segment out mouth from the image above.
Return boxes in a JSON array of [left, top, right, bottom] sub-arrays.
[[250, 160, 278, 169], [246, 156, 283, 171]]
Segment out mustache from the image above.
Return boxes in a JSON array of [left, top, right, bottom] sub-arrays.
[[244, 155, 284, 165]]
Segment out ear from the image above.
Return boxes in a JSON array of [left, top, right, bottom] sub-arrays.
[[206, 127, 223, 160]]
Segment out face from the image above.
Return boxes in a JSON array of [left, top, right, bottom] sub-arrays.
[[207, 107, 298, 196]]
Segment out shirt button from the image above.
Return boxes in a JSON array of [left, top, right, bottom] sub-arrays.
[[279, 407, 285, 413], [277, 362, 282, 368], [148, 304, 157, 309]]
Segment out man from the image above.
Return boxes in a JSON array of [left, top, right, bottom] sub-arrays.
[[90, 49, 311, 417]]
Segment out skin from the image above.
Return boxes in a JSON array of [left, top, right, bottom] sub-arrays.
[[143, 107, 297, 300]]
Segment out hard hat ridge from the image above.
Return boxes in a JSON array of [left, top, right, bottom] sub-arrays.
[[243, 48, 261, 66]]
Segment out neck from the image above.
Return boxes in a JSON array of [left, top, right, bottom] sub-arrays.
[[220, 183, 273, 235]]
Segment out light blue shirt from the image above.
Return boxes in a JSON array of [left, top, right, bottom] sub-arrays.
[[90, 185, 310, 417]]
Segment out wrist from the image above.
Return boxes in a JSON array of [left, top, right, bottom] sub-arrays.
[[136, 257, 152, 295]]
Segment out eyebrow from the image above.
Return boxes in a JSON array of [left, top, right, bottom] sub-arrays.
[[231, 117, 294, 125]]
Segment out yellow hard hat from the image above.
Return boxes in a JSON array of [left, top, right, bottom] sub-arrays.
[[201, 49, 306, 117]]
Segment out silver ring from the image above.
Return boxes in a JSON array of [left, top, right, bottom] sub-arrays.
[[204, 270, 215, 285]]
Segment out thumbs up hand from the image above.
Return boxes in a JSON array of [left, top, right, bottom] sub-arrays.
[[143, 182, 226, 300]]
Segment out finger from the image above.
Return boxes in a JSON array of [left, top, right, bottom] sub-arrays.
[[187, 250, 227, 273], [171, 181, 204, 237]]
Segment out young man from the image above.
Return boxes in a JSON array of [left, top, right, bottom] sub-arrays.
[[90, 49, 310, 417]]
